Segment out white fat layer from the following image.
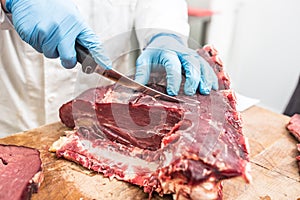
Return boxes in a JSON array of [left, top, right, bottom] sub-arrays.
[[30, 171, 44, 187], [49, 136, 69, 152], [244, 162, 252, 183], [101, 89, 138, 103], [163, 151, 174, 167], [80, 139, 159, 175], [162, 177, 219, 200]]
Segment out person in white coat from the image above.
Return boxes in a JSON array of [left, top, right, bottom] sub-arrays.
[[0, 0, 218, 137]]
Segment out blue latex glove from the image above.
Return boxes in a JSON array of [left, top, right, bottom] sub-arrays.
[[135, 33, 218, 96], [5, 0, 111, 69]]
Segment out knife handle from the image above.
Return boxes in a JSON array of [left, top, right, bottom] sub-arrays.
[[75, 42, 97, 74]]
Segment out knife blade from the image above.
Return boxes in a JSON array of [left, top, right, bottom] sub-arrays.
[[75, 43, 184, 103]]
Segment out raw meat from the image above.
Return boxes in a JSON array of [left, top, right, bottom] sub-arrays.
[[0, 144, 44, 200], [51, 45, 251, 200], [287, 114, 300, 142], [286, 114, 300, 173], [297, 144, 300, 171]]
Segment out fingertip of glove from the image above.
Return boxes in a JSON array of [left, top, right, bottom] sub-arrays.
[[184, 84, 196, 96], [199, 87, 211, 95], [61, 58, 77, 69], [166, 77, 181, 96], [183, 78, 198, 96], [184, 89, 195, 96], [166, 87, 179, 96], [198, 79, 210, 95], [212, 82, 219, 91]]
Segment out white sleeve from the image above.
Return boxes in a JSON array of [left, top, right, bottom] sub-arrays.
[[135, 0, 190, 48], [0, 3, 13, 30]]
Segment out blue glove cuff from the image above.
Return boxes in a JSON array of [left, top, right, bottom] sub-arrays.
[[148, 33, 185, 46], [5, 0, 12, 13]]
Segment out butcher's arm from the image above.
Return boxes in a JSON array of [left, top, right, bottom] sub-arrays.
[[134, 0, 218, 96], [1, 0, 112, 69], [0, 0, 13, 30], [0, 0, 6, 9]]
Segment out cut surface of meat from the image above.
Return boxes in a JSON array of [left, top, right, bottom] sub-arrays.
[[52, 45, 251, 200], [0, 144, 44, 200], [286, 114, 300, 174], [287, 114, 300, 142]]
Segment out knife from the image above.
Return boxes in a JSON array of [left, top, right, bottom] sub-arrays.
[[75, 43, 184, 103]]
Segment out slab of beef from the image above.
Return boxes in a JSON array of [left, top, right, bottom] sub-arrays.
[[51, 45, 251, 200], [0, 144, 44, 200], [286, 114, 300, 173]]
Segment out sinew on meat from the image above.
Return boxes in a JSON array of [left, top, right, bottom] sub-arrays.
[[50, 45, 251, 200], [0, 144, 44, 200]]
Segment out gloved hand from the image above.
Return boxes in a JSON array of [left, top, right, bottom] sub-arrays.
[[5, 0, 111, 69], [135, 33, 218, 96]]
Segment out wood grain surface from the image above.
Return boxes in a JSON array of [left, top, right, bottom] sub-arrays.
[[0, 106, 299, 200]]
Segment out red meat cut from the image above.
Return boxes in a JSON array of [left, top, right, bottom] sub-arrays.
[[287, 114, 300, 142], [51, 45, 251, 200], [286, 114, 300, 173], [0, 144, 44, 200]]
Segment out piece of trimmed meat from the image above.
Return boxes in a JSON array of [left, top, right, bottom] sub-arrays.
[[51, 45, 251, 200], [286, 114, 300, 174], [0, 144, 44, 200], [287, 114, 300, 142]]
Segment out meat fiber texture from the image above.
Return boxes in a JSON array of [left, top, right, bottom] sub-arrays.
[[0, 144, 44, 200], [51, 45, 251, 200], [286, 114, 300, 172]]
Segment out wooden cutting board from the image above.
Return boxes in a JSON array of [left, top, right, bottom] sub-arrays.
[[0, 106, 299, 199]]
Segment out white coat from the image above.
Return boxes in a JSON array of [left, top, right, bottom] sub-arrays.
[[0, 0, 189, 137]]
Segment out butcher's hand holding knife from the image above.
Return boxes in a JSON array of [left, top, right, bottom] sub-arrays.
[[1, 0, 218, 96], [1, 0, 112, 70]]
